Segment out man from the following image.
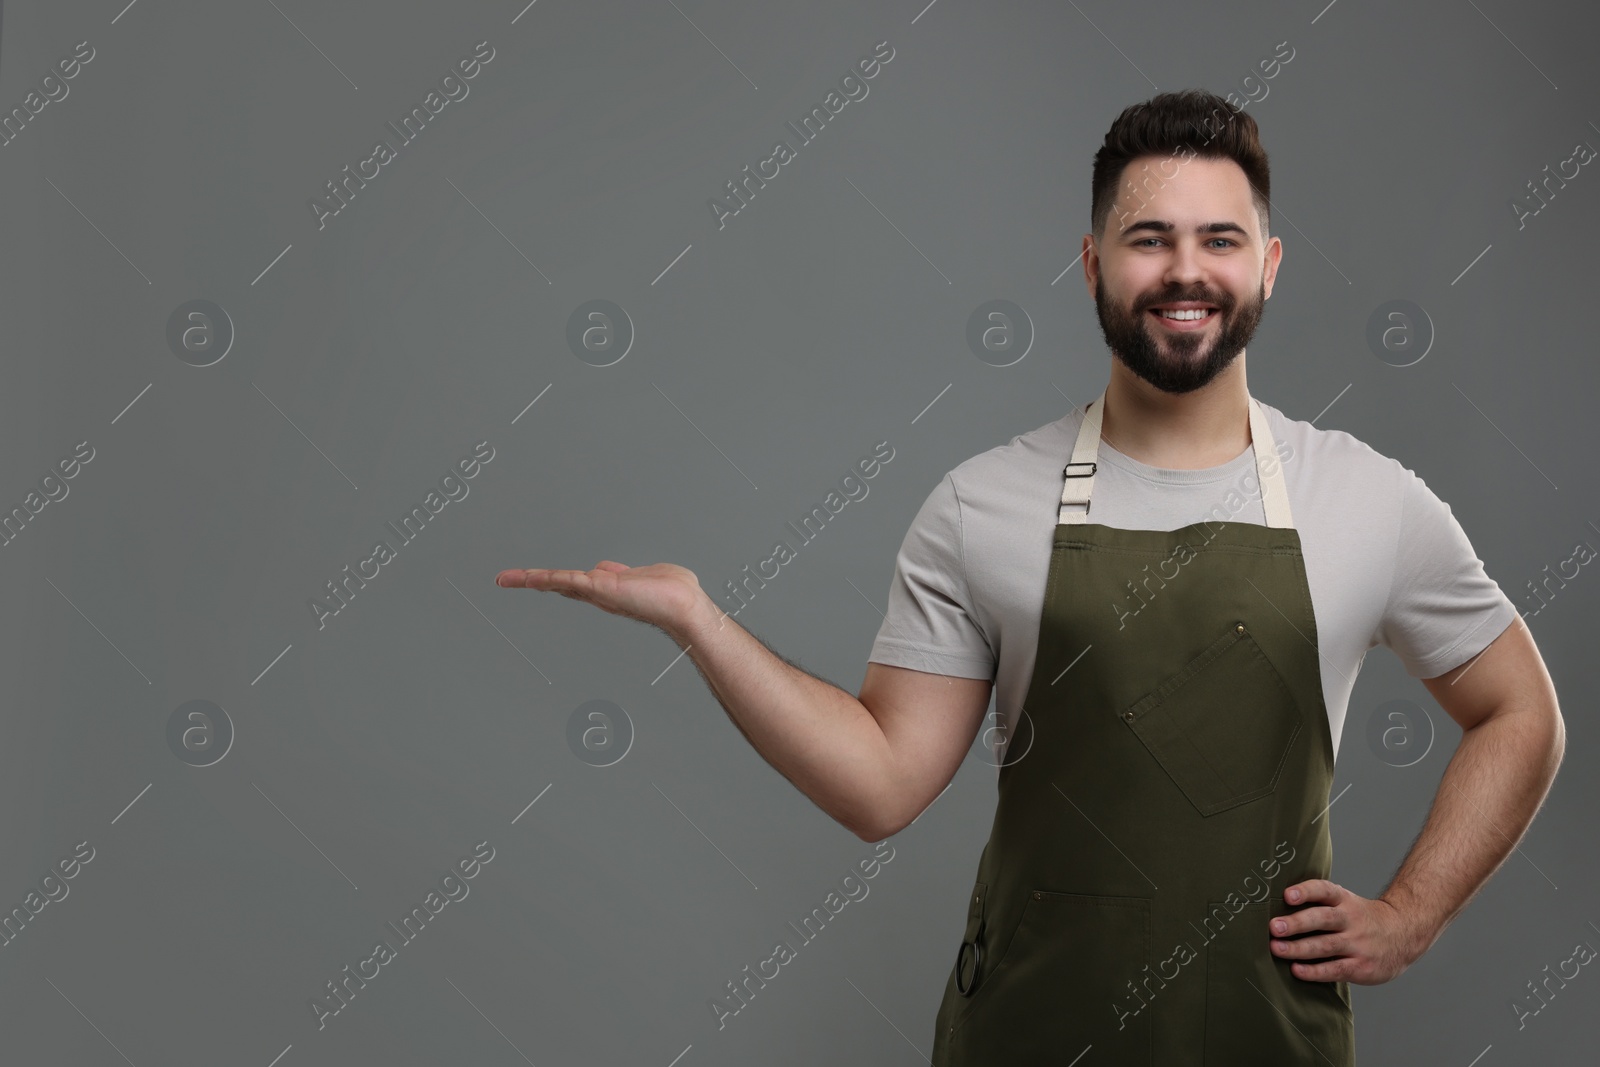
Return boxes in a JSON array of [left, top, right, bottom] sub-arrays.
[[496, 89, 1563, 1065]]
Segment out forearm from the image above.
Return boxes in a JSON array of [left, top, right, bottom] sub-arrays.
[[665, 590, 898, 840], [1380, 698, 1564, 950]]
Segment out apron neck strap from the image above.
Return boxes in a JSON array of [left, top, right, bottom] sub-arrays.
[[1057, 388, 1295, 529]]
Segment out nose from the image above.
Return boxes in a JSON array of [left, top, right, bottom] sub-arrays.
[[1163, 237, 1209, 290]]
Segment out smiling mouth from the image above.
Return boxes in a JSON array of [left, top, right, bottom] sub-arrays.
[[1148, 307, 1220, 329]]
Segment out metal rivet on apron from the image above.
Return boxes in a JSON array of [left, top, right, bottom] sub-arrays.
[[1235, 622, 1247, 634], [1123, 710, 1135, 721], [1033, 891, 1042, 899]]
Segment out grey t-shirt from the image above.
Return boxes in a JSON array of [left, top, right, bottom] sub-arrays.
[[867, 398, 1520, 762]]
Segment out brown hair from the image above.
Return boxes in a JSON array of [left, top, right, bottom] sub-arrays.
[[1090, 89, 1271, 241]]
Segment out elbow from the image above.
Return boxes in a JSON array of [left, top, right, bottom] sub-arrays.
[[852, 822, 902, 844], [850, 767, 944, 842], [843, 734, 922, 842], [1531, 692, 1566, 764], [846, 800, 909, 844], [848, 812, 901, 844], [1547, 703, 1567, 770], [852, 799, 921, 843]]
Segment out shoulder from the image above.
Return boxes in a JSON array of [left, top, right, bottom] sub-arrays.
[[1255, 397, 1412, 497], [944, 409, 1079, 502]]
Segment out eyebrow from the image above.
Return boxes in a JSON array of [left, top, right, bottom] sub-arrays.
[[1120, 219, 1251, 240]]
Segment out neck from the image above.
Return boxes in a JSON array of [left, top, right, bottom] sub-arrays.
[[1098, 359, 1252, 469]]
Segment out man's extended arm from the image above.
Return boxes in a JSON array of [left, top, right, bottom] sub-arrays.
[[495, 561, 993, 841], [667, 585, 994, 840], [1271, 616, 1564, 984]]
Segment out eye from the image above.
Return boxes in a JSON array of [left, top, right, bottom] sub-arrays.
[[1132, 237, 1238, 248]]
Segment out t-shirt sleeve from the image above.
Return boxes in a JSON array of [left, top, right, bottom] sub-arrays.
[[867, 473, 996, 679], [1376, 467, 1520, 679]]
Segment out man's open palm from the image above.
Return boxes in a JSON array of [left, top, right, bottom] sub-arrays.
[[495, 561, 707, 635]]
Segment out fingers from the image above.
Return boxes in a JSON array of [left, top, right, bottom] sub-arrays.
[[496, 568, 581, 590], [1271, 904, 1347, 938], [1285, 957, 1353, 983], [497, 563, 629, 588], [1284, 878, 1342, 906], [1267, 884, 1407, 986], [1269, 883, 1359, 969], [1271, 929, 1341, 960]]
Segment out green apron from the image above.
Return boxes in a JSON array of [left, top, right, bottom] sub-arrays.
[[932, 390, 1355, 1066]]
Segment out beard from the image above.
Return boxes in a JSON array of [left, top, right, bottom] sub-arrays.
[[1094, 275, 1266, 395]]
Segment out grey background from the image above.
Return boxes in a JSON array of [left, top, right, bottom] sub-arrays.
[[0, 0, 1594, 1063]]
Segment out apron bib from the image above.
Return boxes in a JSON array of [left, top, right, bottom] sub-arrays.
[[932, 390, 1355, 1066]]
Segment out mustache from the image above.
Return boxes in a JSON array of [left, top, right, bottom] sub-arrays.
[[1136, 289, 1233, 312]]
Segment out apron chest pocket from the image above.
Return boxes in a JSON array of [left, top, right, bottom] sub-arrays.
[[1122, 621, 1303, 817]]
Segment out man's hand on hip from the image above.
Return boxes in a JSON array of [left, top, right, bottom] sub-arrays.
[[1269, 879, 1427, 986]]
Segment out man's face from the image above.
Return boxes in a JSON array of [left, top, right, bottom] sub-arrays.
[[1085, 154, 1282, 395]]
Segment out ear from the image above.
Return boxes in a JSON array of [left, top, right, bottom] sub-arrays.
[[1082, 233, 1100, 300], [1261, 235, 1283, 299]]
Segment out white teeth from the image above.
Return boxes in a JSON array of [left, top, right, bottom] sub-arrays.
[[1155, 308, 1212, 320]]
